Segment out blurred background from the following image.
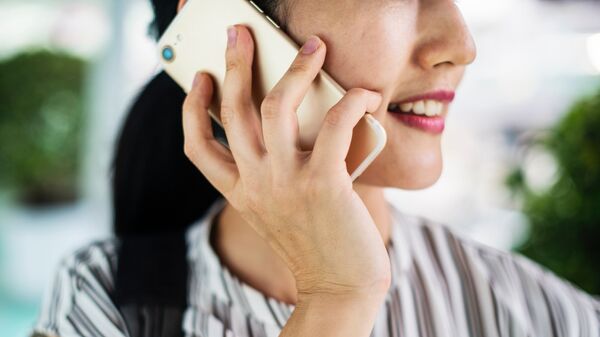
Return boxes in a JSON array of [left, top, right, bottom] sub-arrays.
[[0, 0, 599, 335]]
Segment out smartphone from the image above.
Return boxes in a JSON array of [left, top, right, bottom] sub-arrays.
[[157, 0, 387, 180]]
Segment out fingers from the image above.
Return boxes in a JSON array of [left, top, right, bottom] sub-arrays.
[[221, 25, 265, 164], [311, 88, 382, 173], [183, 71, 239, 197], [261, 36, 327, 161]]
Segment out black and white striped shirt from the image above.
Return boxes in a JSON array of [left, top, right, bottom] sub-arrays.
[[34, 198, 600, 336]]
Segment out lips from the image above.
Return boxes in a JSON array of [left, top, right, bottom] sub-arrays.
[[391, 91, 455, 105], [390, 114, 446, 134], [387, 90, 454, 134], [388, 100, 444, 117]]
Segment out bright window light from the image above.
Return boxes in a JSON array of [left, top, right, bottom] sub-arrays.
[[588, 33, 600, 74]]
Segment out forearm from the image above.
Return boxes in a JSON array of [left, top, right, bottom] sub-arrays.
[[279, 290, 386, 337]]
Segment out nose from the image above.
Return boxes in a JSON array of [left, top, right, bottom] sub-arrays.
[[414, 0, 477, 70]]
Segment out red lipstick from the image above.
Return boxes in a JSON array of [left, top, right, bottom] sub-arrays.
[[391, 114, 445, 134], [387, 90, 454, 135], [394, 90, 455, 105]]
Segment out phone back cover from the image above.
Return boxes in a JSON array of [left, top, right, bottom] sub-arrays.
[[158, 0, 386, 179]]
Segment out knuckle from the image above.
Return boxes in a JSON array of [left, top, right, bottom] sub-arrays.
[[347, 87, 369, 100], [324, 105, 345, 127], [287, 61, 310, 75], [225, 58, 240, 73], [223, 96, 251, 115], [220, 104, 234, 127], [270, 174, 294, 200], [261, 92, 284, 120], [306, 173, 347, 202], [183, 141, 196, 161], [306, 177, 329, 200], [236, 96, 254, 113]]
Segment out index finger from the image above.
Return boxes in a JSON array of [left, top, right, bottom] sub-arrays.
[[310, 88, 383, 173], [220, 25, 265, 164], [260, 36, 327, 161]]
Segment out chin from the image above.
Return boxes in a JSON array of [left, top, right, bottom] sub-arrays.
[[355, 142, 443, 190]]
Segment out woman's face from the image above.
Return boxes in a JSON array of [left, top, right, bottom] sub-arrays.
[[284, 0, 476, 189]]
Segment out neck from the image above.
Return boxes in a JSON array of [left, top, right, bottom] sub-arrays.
[[210, 183, 392, 305]]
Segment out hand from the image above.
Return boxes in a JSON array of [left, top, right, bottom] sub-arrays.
[[182, 25, 391, 298]]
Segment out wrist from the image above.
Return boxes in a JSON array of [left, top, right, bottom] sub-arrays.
[[295, 271, 392, 301], [296, 278, 390, 311], [281, 287, 387, 337]]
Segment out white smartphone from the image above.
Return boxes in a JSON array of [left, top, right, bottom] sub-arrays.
[[157, 0, 387, 180]]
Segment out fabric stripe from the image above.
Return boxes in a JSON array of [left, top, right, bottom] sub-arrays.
[[33, 198, 600, 337], [444, 227, 487, 337], [264, 295, 284, 330]]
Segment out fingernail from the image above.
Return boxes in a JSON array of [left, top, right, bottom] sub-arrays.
[[192, 72, 202, 88], [301, 36, 321, 55], [227, 26, 238, 48]]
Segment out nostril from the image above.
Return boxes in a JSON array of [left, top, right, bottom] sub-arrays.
[[433, 61, 454, 68]]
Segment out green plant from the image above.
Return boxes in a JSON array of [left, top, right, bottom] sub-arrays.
[[0, 50, 87, 206], [507, 87, 600, 295]]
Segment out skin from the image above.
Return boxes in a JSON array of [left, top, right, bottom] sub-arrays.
[[180, 0, 475, 335], [36, 2, 475, 337]]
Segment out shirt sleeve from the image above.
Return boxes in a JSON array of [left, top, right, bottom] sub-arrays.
[[32, 243, 129, 337], [33, 257, 77, 337], [464, 236, 600, 337]]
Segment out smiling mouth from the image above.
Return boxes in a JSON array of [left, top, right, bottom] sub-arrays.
[[386, 92, 454, 134], [387, 90, 455, 117], [387, 99, 444, 117]]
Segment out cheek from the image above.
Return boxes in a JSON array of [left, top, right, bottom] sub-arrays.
[[321, 24, 414, 93], [287, 9, 441, 189], [287, 3, 416, 94], [322, 27, 441, 189]]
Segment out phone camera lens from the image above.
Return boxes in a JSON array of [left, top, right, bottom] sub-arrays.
[[162, 46, 175, 62]]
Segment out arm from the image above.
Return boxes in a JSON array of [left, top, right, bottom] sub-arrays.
[[280, 289, 387, 337], [183, 24, 392, 337]]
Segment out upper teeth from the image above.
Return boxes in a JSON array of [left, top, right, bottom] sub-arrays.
[[389, 100, 444, 117]]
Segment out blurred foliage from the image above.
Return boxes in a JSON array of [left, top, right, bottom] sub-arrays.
[[506, 87, 600, 295], [0, 50, 87, 206]]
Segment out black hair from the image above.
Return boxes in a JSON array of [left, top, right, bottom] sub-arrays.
[[111, 1, 282, 325], [112, 0, 285, 237], [111, 70, 221, 237], [148, 0, 284, 39]]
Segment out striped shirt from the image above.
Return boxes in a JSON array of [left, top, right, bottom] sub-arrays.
[[34, 197, 600, 337]]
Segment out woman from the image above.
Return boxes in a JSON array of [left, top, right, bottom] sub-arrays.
[[33, 0, 600, 336]]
